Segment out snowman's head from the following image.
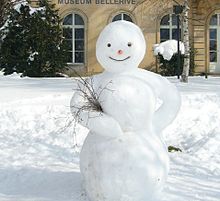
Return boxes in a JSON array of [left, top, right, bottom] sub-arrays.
[[96, 21, 146, 73]]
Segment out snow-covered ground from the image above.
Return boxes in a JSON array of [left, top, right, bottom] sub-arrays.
[[0, 73, 219, 201]]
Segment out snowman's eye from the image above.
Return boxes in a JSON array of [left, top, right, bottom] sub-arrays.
[[128, 42, 132, 47], [107, 43, 111, 47]]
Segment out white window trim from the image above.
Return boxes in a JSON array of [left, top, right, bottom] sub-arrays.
[[121, 13, 129, 21], [209, 14, 220, 63], [63, 13, 85, 64], [160, 14, 178, 41], [210, 14, 220, 27], [112, 13, 133, 22]]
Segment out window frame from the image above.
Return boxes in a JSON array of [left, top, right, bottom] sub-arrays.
[[209, 14, 220, 63], [160, 14, 181, 42], [63, 13, 85, 65], [110, 12, 135, 23]]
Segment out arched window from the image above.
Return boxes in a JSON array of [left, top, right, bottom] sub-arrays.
[[63, 13, 85, 64], [209, 14, 218, 63], [112, 13, 133, 23], [209, 13, 220, 73], [160, 14, 180, 42]]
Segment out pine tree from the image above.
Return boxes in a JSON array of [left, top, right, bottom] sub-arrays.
[[0, 0, 67, 77], [0, 0, 6, 28], [0, 0, 15, 28]]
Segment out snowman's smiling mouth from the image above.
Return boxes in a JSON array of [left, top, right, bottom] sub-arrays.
[[109, 56, 131, 61]]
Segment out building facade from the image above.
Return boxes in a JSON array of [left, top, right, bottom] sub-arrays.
[[32, 0, 220, 75]]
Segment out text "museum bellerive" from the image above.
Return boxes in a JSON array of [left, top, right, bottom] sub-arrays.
[[58, 0, 136, 4]]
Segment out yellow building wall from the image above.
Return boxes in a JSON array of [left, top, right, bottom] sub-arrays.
[[52, 0, 182, 74], [192, 0, 220, 75], [32, 0, 220, 75]]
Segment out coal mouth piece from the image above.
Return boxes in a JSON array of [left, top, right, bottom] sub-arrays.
[[109, 56, 131, 61]]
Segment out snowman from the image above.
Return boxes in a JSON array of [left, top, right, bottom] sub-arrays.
[[71, 21, 181, 201]]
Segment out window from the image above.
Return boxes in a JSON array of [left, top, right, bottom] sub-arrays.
[[160, 14, 181, 42], [63, 13, 85, 64], [112, 13, 133, 23], [209, 14, 220, 63]]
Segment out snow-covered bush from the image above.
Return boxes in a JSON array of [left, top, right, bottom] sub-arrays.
[[0, 0, 68, 77], [157, 53, 185, 76], [154, 40, 185, 61], [0, 0, 16, 28], [154, 40, 195, 76]]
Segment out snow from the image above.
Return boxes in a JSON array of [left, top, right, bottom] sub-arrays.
[[14, 1, 45, 15], [0, 73, 88, 201], [28, 52, 39, 62], [0, 20, 10, 40], [74, 21, 180, 201], [96, 21, 146, 73], [0, 1, 45, 40], [0, 73, 220, 201], [154, 40, 185, 61]]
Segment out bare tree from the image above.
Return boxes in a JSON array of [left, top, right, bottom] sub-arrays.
[[181, 0, 190, 82], [131, 0, 173, 20], [131, 0, 193, 82]]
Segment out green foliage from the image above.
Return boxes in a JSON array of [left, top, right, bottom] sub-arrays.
[[158, 53, 184, 76], [168, 145, 182, 153], [158, 47, 196, 76], [0, 0, 68, 77], [0, 0, 18, 28], [0, 0, 7, 28]]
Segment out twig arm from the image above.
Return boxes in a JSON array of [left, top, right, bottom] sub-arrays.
[[70, 90, 123, 138]]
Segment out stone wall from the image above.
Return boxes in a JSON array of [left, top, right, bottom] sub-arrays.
[[29, 0, 220, 75]]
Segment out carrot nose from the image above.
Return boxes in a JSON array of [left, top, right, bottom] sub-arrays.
[[117, 50, 123, 55]]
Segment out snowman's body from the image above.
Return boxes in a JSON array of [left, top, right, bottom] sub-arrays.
[[80, 72, 169, 201], [81, 132, 168, 201], [71, 21, 180, 201]]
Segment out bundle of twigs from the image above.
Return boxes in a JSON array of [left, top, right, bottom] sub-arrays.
[[75, 74, 103, 113], [71, 71, 114, 128]]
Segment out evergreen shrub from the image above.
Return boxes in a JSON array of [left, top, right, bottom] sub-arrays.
[[158, 47, 196, 76], [0, 0, 68, 77]]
